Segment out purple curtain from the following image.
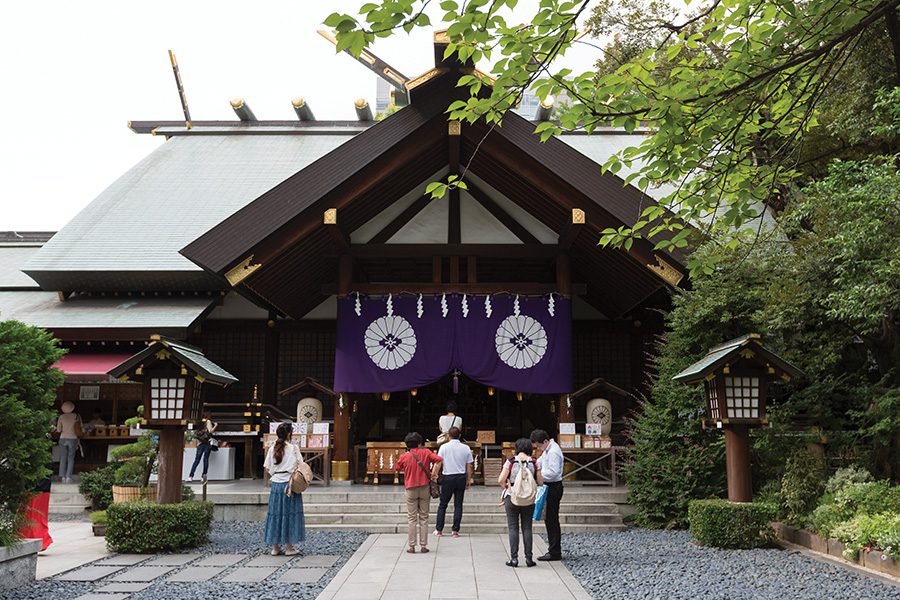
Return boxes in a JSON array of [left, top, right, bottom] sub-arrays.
[[334, 294, 571, 393]]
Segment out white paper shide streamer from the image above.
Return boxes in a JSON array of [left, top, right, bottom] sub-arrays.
[[485, 295, 493, 318], [513, 294, 520, 317], [462, 294, 469, 318], [441, 294, 448, 318], [416, 294, 423, 318], [386, 293, 393, 317], [548, 293, 555, 316], [354, 292, 362, 316]]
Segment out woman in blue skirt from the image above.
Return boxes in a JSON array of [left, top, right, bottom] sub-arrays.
[[263, 422, 306, 555]]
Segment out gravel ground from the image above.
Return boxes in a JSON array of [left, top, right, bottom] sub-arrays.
[[10, 523, 368, 600], [557, 530, 900, 600]]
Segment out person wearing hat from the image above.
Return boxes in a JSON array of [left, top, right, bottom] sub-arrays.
[[56, 401, 83, 483]]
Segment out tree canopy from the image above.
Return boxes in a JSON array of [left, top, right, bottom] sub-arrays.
[[327, 0, 900, 273]]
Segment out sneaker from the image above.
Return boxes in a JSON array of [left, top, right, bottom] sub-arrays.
[[187, 476, 194, 482], [433, 530, 443, 537]]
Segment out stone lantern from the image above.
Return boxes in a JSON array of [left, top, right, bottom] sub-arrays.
[[108, 336, 237, 503], [673, 334, 804, 502]]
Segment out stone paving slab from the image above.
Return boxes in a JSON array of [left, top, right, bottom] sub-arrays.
[[166, 566, 227, 582], [94, 554, 152, 566], [74, 594, 131, 600], [196, 553, 247, 567], [56, 565, 123, 581], [221, 566, 278, 582], [295, 554, 340, 567], [279, 567, 328, 583], [96, 582, 153, 592], [245, 554, 294, 567], [110, 566, 176, 581], [145, 553, 202, 566]]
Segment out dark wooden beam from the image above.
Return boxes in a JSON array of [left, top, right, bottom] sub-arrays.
[[450, 256, 460, 283], [432, 256, 442, 283], [369, 196, 432, 244], [467, 255, 477, 283], [556, 254, 571, 297], [349, 244, 558, 259], [327, 224, 350, 250], [338, 254, 354, 296], [322, 282, 586, 295], [558, 209, 585, 251], [464, 180, 541, 245], [449, 122, 461, 243]]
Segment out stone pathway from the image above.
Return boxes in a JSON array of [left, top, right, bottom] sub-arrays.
[[37, 521, 108, 579], [318, 533, 591, 600]]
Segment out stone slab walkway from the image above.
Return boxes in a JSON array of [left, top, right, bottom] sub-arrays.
[[318, 533, 591, 600], [37, 521, 108, 579]]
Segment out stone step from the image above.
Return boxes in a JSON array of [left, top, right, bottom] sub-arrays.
[[196, 490, 628, 505], [305, 523, 626, 534], [303, 512, 624, 526], [302, 502, 621, 515]]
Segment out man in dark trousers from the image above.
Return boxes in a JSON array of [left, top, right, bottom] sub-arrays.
[[531, 429, 564, 560], [434, 426, 474, 537]]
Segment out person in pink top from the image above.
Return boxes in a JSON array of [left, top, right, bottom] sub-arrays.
[[395, 432, 442, 554]]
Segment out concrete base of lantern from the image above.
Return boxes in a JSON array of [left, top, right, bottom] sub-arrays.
[[0, 538, 41, 591]]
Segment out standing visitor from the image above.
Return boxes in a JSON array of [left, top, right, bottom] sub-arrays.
[[188, 411, 218, 482], [263, 422, 306, 556], [395, 431, 442, 553], [437, 400, 462, 445], [56, 401, 82, 483], [434, 426, 473, 537], [498, 437, 542, 567], [531, 428, 564, 561]]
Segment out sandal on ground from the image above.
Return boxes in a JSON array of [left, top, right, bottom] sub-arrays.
[[271, 548, 283, 556], [407, 547, 416, 553], [284, 549, 300, 556], [420, 547, 430, 553], [451, 531, 460, 537]]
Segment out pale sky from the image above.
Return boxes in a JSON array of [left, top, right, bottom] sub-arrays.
[[0, 1, 599, 231]]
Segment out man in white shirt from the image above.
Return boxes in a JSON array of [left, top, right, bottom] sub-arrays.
[[531, 428, 564, 560], [434, 427, 474, 536]]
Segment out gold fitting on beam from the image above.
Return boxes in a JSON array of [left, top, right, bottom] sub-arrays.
[[168, 49, 178, 68], [448, 121, 461, 136], [291, 97, 306, 108], [225, 255, 262, 286], [359, 50, 377, 65], [323, 208, 338, 225], [645, 255, 684, 286], [383, 67, 406, 86], [434, 29, 450, 44], [317, 29, 338, 45], [407, 67, 448, 90], [230, 98, 245, 109], [354, 98, 368, 109], [572, 208, 586, 224]]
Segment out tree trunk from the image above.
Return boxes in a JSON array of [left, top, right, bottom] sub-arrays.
[[885, 7, 900, 84]]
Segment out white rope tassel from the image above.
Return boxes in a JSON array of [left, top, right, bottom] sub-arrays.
[[514, 294, 520, 317], [548, 293, 556, 316], [441, 294, 448, 318], [354, 292, 361, 316], [462, 294, 469, 318], [386, 293, 393, 317], [416, 294, 423, 319], [485, 295, 493, 318]]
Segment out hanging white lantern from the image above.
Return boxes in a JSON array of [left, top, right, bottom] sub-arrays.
[[586, 398, 613, 436]]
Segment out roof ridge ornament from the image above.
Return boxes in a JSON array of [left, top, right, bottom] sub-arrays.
[[224, 255, 262, 286], [645, 254, 684, 286]]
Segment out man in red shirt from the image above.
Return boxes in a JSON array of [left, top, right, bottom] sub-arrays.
[[395, 432, 442, 553]]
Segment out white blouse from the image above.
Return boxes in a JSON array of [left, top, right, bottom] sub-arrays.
[[264, 443, 304, 484]]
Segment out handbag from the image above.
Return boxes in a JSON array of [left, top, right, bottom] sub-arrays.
[[532, 484, 548, 521], [411, 449, 441, 499], [209, 437, 219, 452], [287, 447, 314, 496], [436, 415, 458, 445]]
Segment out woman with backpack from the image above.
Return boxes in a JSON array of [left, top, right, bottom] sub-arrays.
[[498, 437, 542, 567]]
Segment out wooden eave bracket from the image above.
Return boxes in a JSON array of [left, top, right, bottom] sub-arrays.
[[645, 254, 685, 286], [225, 255, 262, 287]]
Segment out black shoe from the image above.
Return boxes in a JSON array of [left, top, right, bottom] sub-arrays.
[[526, 559, 537, 567], [505, 559, 518, 567], [537, 553, 562, 561]]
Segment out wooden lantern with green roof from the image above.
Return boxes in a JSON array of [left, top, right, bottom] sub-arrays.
[[674, 334, 804, 502], [108, 335, 237, 503]]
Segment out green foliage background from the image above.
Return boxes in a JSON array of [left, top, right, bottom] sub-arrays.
[[0, 321, 65, 546]]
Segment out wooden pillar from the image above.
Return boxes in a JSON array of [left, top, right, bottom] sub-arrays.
[[332, 393, 351, 481], [724, 425, 752, 502], [555, 253, 571, 297], [338, 254, 353, 296], [157, 426, 184, 504]]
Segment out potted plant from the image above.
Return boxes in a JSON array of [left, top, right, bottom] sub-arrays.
[[110, 407, 158, 503], [89, 510, 107, 536]]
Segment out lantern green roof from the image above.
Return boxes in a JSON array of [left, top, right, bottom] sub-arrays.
[[673, 333, 805, 384], [108, 336, 237, 386]]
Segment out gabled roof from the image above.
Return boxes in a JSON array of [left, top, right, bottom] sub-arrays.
[[673, 334, 806, 383], [108, 336, 237, 386]]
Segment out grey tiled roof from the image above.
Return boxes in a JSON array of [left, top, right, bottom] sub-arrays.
[[0, 291, 215, 330], [24, 134, 353, 287], [0, 247, 42, 289]]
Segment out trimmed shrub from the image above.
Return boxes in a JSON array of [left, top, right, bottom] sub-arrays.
[[832, 513, 900, 560], [79, 464, 120, 510], [106, 501, 213, 553], [89, 510, 107, 525], [688, 499, 777, 549], [824, 465, 873, 495], [781, 448, 826, 525]]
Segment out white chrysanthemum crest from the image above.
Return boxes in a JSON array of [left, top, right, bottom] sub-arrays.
[[485, 295, 493, 318], [462, 294, 469, 318], [441, 294, 448, 318], [386, 293, 393, 317], [416, 294, 423, 318], [513, 294, 520, 317], [354, 292, 362, 317], [495, 314, 548, 369], [548, 293, 555, 316]]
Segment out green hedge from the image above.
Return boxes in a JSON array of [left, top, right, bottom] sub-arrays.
[[106, 501, 213, 553], [688, 499, 777, 549]]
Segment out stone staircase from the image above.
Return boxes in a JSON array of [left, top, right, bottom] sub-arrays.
[[50, 482, 632, 534]]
